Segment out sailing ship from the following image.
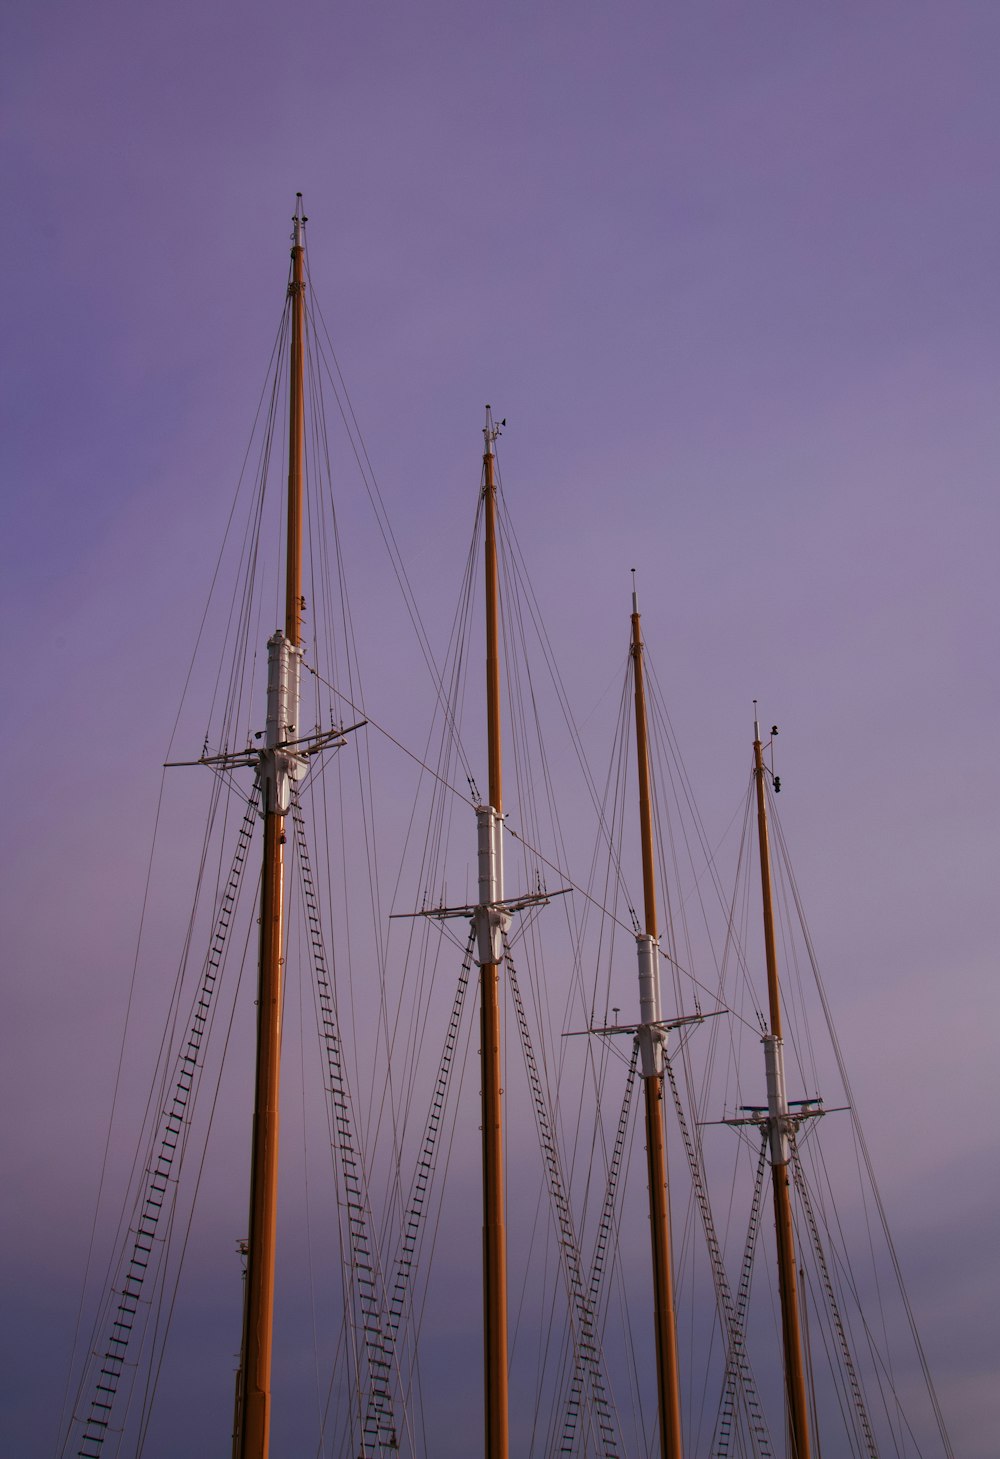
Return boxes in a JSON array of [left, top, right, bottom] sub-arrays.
[[57, 204, 955, 1459]]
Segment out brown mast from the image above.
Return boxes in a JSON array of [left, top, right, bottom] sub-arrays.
[[235, 197, 307, 1459], [752, 713, 811, 1459], [630, 586, 684, 1459], [284, 200, 305, 650], [477, 407, 509, 1459]]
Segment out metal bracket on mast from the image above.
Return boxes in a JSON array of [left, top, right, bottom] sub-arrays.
[[570, 1007, 710, 1064], [164, 630, 366, 813], [763, 1032, 792, 1165], [392, 804, 565, 954], [724, 1036, 825, 1159], [475, 804, 510, 963], [259, 630, 306, 813], [636, 932, 665, 1076], [566, 937, 712, 1075]]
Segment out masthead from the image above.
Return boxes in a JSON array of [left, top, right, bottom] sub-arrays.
[[292, 193, 307, 251]]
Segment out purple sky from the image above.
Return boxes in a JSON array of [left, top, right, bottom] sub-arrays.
[[2, 3, 998, 1455]]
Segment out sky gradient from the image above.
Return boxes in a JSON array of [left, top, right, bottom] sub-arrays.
[[2, 3, 998, 1455]]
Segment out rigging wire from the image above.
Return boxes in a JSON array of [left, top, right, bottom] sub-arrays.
[[304, 260, 477, 795], [66, 221, 956, 1459], [768, 802, 955, 1459], [55, 768, 170, 1449], [64, 775, 260, 1458]]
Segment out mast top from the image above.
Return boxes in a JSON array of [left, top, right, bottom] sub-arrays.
[[753, 705, 780, 747], [483, 405, 504, 459], [631, 567, 638, 616], [292, 193, 307, 252]]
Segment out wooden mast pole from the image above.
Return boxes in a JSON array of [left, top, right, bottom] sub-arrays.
[[479, 407, 509, 1459], [236, 197, 306, 1459], [284, 200, 305, 651], [630, 586, 684, 1459], [752, 715, 812, 1459]]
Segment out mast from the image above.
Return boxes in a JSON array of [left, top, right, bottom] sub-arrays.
[[630, 585, 684, 1459], [753, 712, 811, 1459], [477, 407, 510, 1459], [236, 197, 308, 1459]]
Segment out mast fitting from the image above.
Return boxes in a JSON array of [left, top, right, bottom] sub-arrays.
[[291, 194, 307, 252], [763, 1033, 792, 1166], [260, 631, 306, 813], [475, 805, 510, 964], [636, 933, 665, 1076], [483, 405, 504, 456]]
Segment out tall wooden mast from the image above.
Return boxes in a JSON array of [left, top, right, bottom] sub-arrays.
[[629, 585, 684, 1459], [477, 407, 510, 1459], [235, 197, 307, 1459], [752, 713, 812, 1459]]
